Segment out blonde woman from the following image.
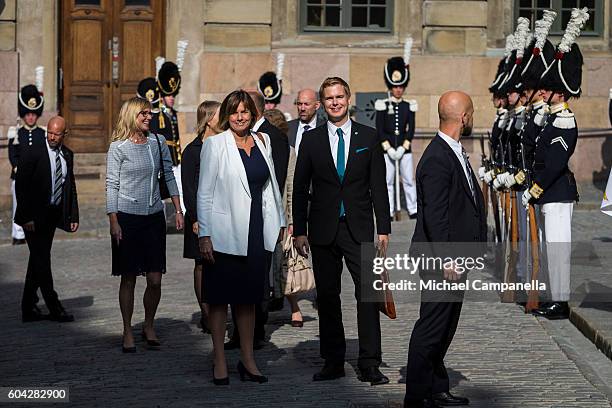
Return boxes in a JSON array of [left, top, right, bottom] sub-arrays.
[[181, 100, 221, 334], [106, 97, 184, 353]]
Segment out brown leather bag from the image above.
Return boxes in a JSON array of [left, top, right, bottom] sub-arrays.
[[376, 246, 397, 319]]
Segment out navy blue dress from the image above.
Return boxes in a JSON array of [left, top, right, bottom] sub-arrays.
[[203, 144, 272, 305]]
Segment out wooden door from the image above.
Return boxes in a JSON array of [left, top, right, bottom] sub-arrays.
[[60, 0, 164, 153]]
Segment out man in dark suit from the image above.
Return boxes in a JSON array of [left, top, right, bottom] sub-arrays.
[[287, 88, 324, 154], [15, 116, 79, 323], [404, 92, 486, 408], [293, 77, 391, 385]]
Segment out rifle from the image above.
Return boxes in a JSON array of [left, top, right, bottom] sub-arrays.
[[501, 190, 519, 302]]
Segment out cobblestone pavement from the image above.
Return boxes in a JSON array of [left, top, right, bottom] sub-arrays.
[[1, 211, 611, 407]]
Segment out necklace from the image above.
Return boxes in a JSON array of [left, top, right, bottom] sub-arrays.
[[129, 134, 146, 144]]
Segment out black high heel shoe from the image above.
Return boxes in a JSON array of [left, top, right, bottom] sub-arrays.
[[212, 365, 229, 385], [141, 330, 161, 349], [122, 336, 136, 353], [237, 361, 268, 383]]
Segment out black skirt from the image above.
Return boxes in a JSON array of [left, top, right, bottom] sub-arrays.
[[183, 212, 202, 261], [111, 211, 166, 276]]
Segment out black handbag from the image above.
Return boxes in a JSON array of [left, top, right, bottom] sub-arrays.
[[154, 134, 171, 200]]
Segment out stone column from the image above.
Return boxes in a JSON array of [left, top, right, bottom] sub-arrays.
[[422, 0, 488, 55]]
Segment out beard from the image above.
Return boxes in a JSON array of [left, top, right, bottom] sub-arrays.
[[461, 125, 473, 137]]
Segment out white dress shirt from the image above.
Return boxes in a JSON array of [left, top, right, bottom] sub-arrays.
[[46, 140, 67, 204], [252, 116, 266, 132], [437, 131, 473, 192], [295, 115, 318, 156], [327, 119, 352, 169]]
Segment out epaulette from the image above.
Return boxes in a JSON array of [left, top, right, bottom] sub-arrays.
[[283, 112, 293, 121], [497, 111, 509, 128], [374, 99, 388, 111], [7, 126, 17, 140], [552, 110, 576, 129], [403, 98, 418, 112], [534, 107, 548, 127], [39, 125, 47, 132]]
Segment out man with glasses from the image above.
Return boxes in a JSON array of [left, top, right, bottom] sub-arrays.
[[15, 116, 79, 323]]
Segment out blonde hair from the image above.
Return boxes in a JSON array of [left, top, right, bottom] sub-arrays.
[[195, 100, 221, 140], [112, 97, 151, 142]]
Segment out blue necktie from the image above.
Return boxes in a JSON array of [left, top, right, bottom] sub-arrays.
[[336, 128, 345, 217]]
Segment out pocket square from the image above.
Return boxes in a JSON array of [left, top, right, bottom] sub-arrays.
[[356, 147, 369, 153]]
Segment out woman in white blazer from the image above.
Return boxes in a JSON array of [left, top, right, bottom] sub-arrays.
[[197, 90, 285, 385]]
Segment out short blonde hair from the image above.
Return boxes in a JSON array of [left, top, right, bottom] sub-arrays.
[[112, 97, 151, 141], [319, 77, 351, 101]]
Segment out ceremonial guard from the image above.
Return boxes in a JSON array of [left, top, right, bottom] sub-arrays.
[[375, 37, 418, 220], [136, 77, 162, 134], [258, 53, 292, 120], [522, 8, 590, 319], [8, 73, 46, 245]]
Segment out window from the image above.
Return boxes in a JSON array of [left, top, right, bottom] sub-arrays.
[[301, 0, 393, 33], [516, 0, 603, 36]]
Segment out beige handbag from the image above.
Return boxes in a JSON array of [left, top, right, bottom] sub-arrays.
[[282, 234, 316, 295]]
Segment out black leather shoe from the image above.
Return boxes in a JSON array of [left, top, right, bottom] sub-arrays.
[[532, 302, 569, 320], [432, 392, 470, 406], [22, 306, 49, 323], [48, 309, 74, 323], [237, 361, 267, 383], [404, 398, 443, 408], [212, 365, 229, 385], [358, 366, 389, 385], [12, 238, 26, 245], [409, 212, 418, 220], [224, 338, 240, 350], [312, 362, 345, 381], [141, 330, 161, 349]]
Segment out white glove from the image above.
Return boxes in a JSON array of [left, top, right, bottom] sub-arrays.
[[387, 147, 397, 159], [478, 166, 486, 181], [504, 172, 517, 188], [493, 172, 507, 190], [521, 189, 532, 207], [484, 170, 494, 184], [394, 146, 406, 160]]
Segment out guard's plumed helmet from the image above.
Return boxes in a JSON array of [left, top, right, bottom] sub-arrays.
[[540, 7, 589, 99], [520, 10, 557, 91], [498, 17, 531, 95], [137, 77, 160, 106], [157, 61, 181, 97], [258, 71, 282, 105], [384, 57, 409, 89], [18, 84, 44, 118]]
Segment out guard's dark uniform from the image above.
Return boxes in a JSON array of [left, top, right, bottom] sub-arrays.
[[9, 85, 45, 243], [522, 7, 590, 319], [377, 53, 418, 217], [157, 61, 182, 166]]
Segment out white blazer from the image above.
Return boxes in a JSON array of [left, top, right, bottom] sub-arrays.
[[197, 129, 286, 256]]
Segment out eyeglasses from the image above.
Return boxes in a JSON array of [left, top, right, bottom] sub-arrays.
[[139, 111, 153, 118]]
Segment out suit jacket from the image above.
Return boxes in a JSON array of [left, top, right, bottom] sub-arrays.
[[257, 119, 289, 193], [287, 116, 325, 148], [410, 135, 486, 258], [14, 141, 79, 232], [197, 129, 286, 255], [293, 121, 390, 245]]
